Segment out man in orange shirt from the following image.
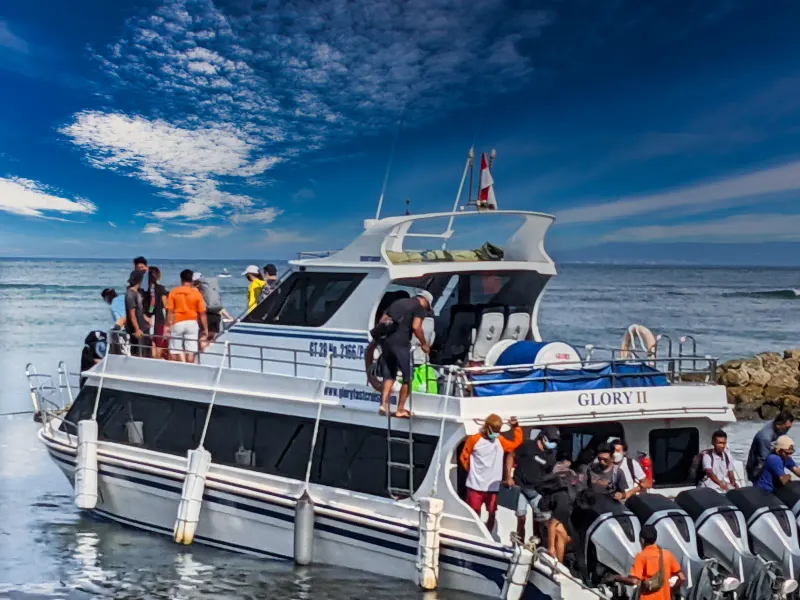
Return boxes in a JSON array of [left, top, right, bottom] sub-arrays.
[[615, 525, 684, 599], [459, 414, 522, 533], [166, 269, 208, 363]]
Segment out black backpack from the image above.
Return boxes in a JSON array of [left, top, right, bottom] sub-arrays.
[[690, 449, 730, 485]]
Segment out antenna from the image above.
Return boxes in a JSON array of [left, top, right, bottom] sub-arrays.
[[466, 147, 475, 206], [374, 102, 407, 220]]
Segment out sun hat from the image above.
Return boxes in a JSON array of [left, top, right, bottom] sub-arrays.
[[776, 435, 795, 451], [242, 265, 260, 276], [416, 290, 434, 304]]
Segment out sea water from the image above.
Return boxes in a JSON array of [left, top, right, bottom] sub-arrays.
[[0, 259, 798, 597]]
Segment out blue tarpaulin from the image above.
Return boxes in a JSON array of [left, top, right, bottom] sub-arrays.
[[473, 347, 669, 397]]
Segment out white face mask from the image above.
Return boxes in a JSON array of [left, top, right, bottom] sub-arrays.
[[612, 452, 624, 464]]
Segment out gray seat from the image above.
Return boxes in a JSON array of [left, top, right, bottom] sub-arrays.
[[469, 310, 505, 362]]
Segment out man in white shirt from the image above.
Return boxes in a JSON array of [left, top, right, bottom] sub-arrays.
[[611, 439, 651, 501], [699, 430, 738, 492]]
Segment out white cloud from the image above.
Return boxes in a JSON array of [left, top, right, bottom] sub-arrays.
[[0, 21, 28, 54], [108, 221, 117, 227], [292, 187, 316, 202], [604, 213, 800, 243], [143, 223, 163, 234], [230, 207, 281, 224], [0, 176, 96, 218], [170, 225, 231, 238], [60, 111, 281, 222], [558, 160, 800, 225]]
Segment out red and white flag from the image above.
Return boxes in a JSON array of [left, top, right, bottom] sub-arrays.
[[478, 152, 497, 210]]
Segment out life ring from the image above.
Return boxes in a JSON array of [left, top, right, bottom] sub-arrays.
[[620, 324, 657, 360]]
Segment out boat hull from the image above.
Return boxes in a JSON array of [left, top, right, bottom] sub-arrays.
[[43, 435, 566, 599]]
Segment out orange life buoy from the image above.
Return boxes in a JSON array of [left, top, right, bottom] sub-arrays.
[[620, 324, 657, 360]]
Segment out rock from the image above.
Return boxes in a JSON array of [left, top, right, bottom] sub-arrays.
[[722, 358, 761, 370], [759, 403, 781, 420], [757, 352, 784, 368], [728, 384, 767, 406], [766, 362, 799, 390], [785, 349, 800, 360], [734, 404, 760, 420], [719, 368, 750, 387], [785, 358, 800, 372], [744, 364, 772, 387], [777, 394, 800, 408]]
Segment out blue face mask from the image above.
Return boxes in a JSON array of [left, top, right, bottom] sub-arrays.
[[544, 440, 558, 450], [488, 432, 499, 441]]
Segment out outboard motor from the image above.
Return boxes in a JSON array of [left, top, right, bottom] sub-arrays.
[[627, 494, 729, 599], [572, 495, 641, 589], [776, 481, 800, 528], [80, 330, 108, 388], [729, 487, 800, 595], [678, 488, 790, 600]]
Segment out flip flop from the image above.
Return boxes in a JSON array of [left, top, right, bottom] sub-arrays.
[[393, 410, 413, 419], [378, 406, 388, 416]]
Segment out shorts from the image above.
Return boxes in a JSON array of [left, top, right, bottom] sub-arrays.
[[515, 488, 550, 520], [380, 340, 411, 382], [170, 320, 200, 354], [207, 312, 221, 335], [547, 490, 573, 525], [465, 488, 499, 516]]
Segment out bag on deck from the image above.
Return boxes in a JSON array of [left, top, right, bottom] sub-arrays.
[[412, 365, 439, 393]]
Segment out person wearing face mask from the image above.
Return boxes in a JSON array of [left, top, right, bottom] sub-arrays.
[[460, 414, 522, 534], [510, 426, 574, 562], [580, 443, 621, 499], [610, 438, 651, 500], [747, 411, 795, 483]]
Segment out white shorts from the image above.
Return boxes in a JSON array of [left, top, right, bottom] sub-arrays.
[[170, 320, 200, 355]]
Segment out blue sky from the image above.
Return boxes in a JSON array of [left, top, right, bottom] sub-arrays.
[[2, 0, 800, 263]]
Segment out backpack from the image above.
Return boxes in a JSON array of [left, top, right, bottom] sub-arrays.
[[640, 548, 666, 593], [690, 449, 730, 485], [200, 277, 223, 312], [370, 314, 400, 342]]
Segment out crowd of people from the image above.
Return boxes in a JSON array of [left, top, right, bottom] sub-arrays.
[[458, 411, 800, 595], [100, 257, 278, 362]]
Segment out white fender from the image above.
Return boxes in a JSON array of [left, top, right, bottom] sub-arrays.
[[173, 448, 212, 545], [620, 323, 657, 360], [74, 419, 99, 510], [417, 497, 444, 590], [501, 543, 534, 600]]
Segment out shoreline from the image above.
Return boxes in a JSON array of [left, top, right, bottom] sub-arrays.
[[717, 349, 800, 420]]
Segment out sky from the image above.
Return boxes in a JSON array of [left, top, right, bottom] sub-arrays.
[[2, 0, 800, 263]]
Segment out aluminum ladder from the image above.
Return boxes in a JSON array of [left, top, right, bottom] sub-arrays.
[[386, 390, 415, 500]]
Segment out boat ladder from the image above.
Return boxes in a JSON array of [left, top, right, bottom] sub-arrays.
[[386, 387, 415, 500]]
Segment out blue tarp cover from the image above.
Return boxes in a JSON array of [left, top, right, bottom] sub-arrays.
[[471, 362, 669, 397]]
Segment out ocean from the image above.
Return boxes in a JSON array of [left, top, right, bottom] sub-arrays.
[[1, 258, 798, 598]]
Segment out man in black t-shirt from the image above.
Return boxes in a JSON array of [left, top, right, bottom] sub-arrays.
[[377, 291, 433, 418], [125, 270, 150, 357]]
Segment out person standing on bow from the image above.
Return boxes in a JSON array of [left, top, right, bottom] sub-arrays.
[[166, 269, 207, 364], [242, 265, 265, 312], [374, 291, 433, 418], [460, 414, 522, 534]]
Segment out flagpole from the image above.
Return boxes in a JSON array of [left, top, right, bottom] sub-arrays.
[[444, 151, 472, 248]]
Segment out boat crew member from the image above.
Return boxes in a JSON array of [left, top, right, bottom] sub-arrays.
[[376, 290, 433, 418], [611, 438, 651, 500], [746, 411, 795, 483], [697, 430, 738, 492], [614, 524, 685, 599], [460, 414, 522, 534], [166, 269, 208, 364], [754, 435, 800, 493], [125, 270, 150, 357], [510, 426, 573, 562], [242, 265, 265, 312]]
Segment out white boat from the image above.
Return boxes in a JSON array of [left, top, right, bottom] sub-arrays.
[[26, 205, 799, 599], [218, 268, 231, 278]]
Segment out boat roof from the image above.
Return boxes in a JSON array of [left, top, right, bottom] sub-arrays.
[[290, 210, 557, 277]]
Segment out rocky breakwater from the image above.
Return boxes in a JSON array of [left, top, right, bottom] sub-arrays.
[[717, 349, 800, 419]]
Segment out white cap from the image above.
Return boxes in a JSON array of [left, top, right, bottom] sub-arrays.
[[776, 435, 795, 451], [416, 290, 434, 305], [242, 265, 260, 276], [192, 272, 203, 282]]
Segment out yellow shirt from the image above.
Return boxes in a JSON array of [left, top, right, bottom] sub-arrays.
[[248, 279, 266, 311]]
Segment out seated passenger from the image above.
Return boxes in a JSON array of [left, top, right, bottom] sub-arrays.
[[460, 414, 522, 534], [754, 435, 800, 493], [697, 430, 738, 492], [512, 426, 573, 562], [611, 438, 652, 500]]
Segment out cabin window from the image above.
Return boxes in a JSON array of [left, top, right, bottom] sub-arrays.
[[61, 387, 437, 498], [649, 427, 699, 487], [552, 423, 624, 467], [243, 272, 366, 327]]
